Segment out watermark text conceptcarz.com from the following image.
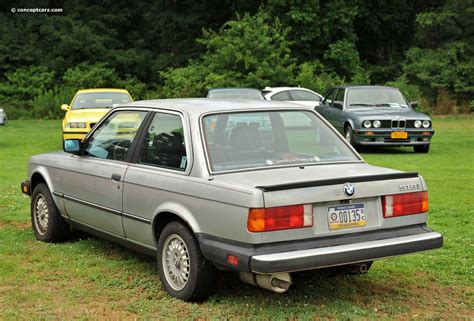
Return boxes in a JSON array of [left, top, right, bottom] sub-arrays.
[[11, 7, 63, 14]]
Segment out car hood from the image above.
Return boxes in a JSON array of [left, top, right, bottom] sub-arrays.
[[347, 107, 430, 119], [64, 108, 111, 123], [212, 162, 402, 190]]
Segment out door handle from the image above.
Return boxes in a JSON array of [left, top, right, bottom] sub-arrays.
[[111, 173, 121, 182]]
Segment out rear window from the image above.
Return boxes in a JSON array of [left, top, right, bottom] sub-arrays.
[[202, 110, 358, 172]]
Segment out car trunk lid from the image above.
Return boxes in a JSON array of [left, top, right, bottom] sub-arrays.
[[212, 163, 425, 242]]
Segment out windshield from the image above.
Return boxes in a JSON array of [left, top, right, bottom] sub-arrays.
[[71, 92, 132, 110], [346, 88, 408, 108], [207, 89, 264, 100], [202, 110, 358, 172]]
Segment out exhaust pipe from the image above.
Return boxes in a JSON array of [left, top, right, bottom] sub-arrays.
[[239, 272, 292, 293], [348, 262, 369, 274]]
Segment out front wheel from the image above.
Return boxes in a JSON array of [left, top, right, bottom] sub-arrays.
[[31, 183, 69, 242], [157, 221, 216, 301], [414, 144, 430, 153], [344, 126, 359, 150]]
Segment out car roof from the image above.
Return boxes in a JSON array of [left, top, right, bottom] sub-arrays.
[[264, 86, 313, 91], [76, 88, 130, 94], [335, 85, 396, 90], [263, 86, 322, 96], [207, 88, 261, 92], [119, 98, 307, 115]]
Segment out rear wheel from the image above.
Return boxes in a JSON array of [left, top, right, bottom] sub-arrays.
[[31, 183, 69, 242], [414, 144, 430, 153], [157, 221, 216, 301]]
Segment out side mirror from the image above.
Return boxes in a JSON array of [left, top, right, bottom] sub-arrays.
[[61, 104, 69, 111], [63, 139, 82, 155], [409, 101, 418, 109], [333, 102, 343, 110]]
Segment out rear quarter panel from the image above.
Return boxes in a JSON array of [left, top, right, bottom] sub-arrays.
[[122, 165, 265, 247]]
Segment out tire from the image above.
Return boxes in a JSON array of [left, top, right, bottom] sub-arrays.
[[157, 221, 217, 301], [31, 183, 69, 243], [344, 126, 359, 150], [414, 144, 430, 153]]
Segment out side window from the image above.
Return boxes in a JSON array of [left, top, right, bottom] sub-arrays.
[[271, 91, 291, 101], [290, 90, 319, 101], [335, 89, 345, 103], [323, 89, 336, 105], [84, 111, 147, 161], [139, 112, 187, 171]]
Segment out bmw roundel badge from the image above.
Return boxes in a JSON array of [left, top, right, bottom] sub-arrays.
[[344, 183, 355, 196]]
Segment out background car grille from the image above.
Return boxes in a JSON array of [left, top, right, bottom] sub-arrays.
[[391, 120, 406, 129]]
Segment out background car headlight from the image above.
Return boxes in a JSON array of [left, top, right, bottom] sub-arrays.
[[422, 120, 431, 128], [66, 122, 87, 129], [363, 120, 372, 128], [373, 120, 381, 128], [414, 120, 422, 128]]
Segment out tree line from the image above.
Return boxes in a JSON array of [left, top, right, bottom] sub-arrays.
[[0, 0, 472, 119]]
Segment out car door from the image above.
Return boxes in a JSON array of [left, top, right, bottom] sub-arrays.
[[316, 88, 336, 120], [327, 88, 345, 132], [61, 110, 148, 236], [121, 111, 191, 248]]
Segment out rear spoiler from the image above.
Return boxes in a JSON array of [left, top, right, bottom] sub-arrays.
[[255, 172, 419, 192]]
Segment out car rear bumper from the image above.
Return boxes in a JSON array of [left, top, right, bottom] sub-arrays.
[[197, 224, 443, 273], [250, 231, 442, 273]]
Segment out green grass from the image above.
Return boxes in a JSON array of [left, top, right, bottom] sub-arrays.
[[0, 117, 473, 319]]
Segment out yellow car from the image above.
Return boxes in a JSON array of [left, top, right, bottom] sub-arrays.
[[61, 88, 133, 140]]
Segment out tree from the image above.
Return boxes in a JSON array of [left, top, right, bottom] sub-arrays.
[[404, 0, 474, 103], [162, 11, 297, 97]]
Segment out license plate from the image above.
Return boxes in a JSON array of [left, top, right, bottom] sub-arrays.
[[391, 131, 408, 139], [327, 203, 367, 230]]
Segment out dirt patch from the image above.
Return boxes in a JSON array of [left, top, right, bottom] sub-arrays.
[[0, 220, 30, 229], [349, 275, 473, 319], [397, 282, 473, 319]]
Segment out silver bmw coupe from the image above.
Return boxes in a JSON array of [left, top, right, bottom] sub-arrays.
[[21, 99, 443, 301]]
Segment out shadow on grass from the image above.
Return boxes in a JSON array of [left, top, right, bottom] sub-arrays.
[[61, 230, 403, 311], [358, 145, 415, 154]]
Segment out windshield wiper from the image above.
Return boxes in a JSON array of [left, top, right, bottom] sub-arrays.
[[374, 103, 392, 107], [348, 103, 374, 107]]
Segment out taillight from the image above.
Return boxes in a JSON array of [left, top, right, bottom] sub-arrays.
[[247, 204, 313, 232], [382, 191, 428, 218]]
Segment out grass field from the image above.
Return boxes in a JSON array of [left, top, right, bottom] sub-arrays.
[[0, 117, 473, 319]]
